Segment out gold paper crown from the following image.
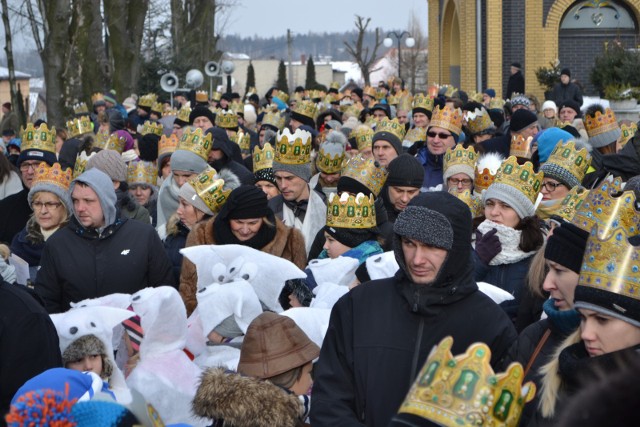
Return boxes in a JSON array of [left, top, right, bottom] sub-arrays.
[[341, 103, 363, 118], [584, 107, 619, 137], [33, 162, 72, 191], [326, 192, 376, 229], [444, 144, 477, 174], [412, 93, 435, 112], [330, 81, 340, 90], [261, 110, 285, 130], [578, 226, 640, 304], [510, 134, 534, 159], [386, 94, 398, 105], [138, 93, 157, 108], [350, 126, 374, 151], [96, 133, 126, 154], [21, 123, 56, 153], [488, 98, 505, 110], [127, 161, 156, 186], [66, 116, 93, 137], [189, 168, 231, 214], [158, 134, 179, 158], [475, 168, 498, 193], [215, 110, 239, 129], [232, 129, 251, 151], [469, 91, 484, 103], [465, 108, 494, 135], [363, 86, 377, 98], [555, 186, 589, 223], [91, 93, 105, 105], [544, 140, 591, 184], [178, 127, 213, 161], [316, 138, 346, 174], [229, 101, 244, 115], [404, 127, 427, 143], [449, 188, 483, 218], [73, 102, 89, 115], [341, 154, 388, 197], [211, 91, 222, 102], [444, 85, 457, 97], [274, 128, 312, 165], [374, 118, 407, 142], [94, 128, 110, 151], [397, 95, 413, 112], [619, 121, 637, 147], [570, 177, 640, 238], [474, 153, 504, 194], [272, 90, 289, 104], [141, 121, 164, 137], [151, 102, 163, 114], [429, 105, 463, 136], [195, 90, 209, 103], [73, 151, 94, 178], [397, 336, 535, 427], [306, 89, 325, 101], [163, 108, 178, 117], [291, 100, 317, 120], [253, 142, 275, 172], [492, 156, 543, 205], [176, 105, 192, 124]]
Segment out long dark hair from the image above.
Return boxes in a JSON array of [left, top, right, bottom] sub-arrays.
[[0, 153, 17, 182], [516, 215, 545, 252]]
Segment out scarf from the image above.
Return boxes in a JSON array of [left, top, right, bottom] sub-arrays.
[[543, 298, 581, 335], [213, 213, 278, 250], [156, 173, 181, 228], [283, 199, 308, 221], [281, 187, 326, 255], [318, 240, 384, 265], [476, 219, 536, 265], [536, 197, 564, 220]]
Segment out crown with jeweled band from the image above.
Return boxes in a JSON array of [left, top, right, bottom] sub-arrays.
[[73, 102, 89, 115], [151, 102, 163, 114], [141, 121, 163, 137], [544, 140, 591, 184], [340, 154, 388, 197], [93, 128, 110, 150], [127, 161, 156, 186], [158, 134, 179, 158], [350, 126, 373, 152], [66, 116, 93, 137], [292, 100, 317, 120], [138, 93, 157, 108], [189, 168, 231, 214], [374, 118, 407, 141], [475, 168, 498, 194], [584, 107, 619, 138], [163, 108, 178, 117], [253, 142, 275, 172], [21, 123, 56, 153], [444, 144, 477, 174], [396, 336, 536, 427], [91, 93, 105, 105], [570, 177, 640, 238], [555, 186, 589, 223], [178, 127, 213, 161], [465, 108, 495, 135], [412, 93, 434, 112], [195, 90, 209, 103], [492, 157, 542, 205], [73, 151, 95, 178], [232, 129, 251, 151], [449, 188, 483, 218], [404, 127, 427, 143], [326, 192, 376, 229], [474, 154, 504, 194], [274, 128, 312, 165], [510, 134, 534, 159], [261, 110, 285, 130], [429, 105, 463, 136], [96, 132, 126, 154], [215, 110, 239, 129], [316, 137, 346, 174], [619, 121, 637, 147], [488, 98, 505, 110], [33, 162, 72, 191], [176, 105, 192, 124], [363, 86, 377, 98], [272, 90, 289, 104]]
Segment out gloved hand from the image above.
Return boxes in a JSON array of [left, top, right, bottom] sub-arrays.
[[0, 256, 17, 284], [475, 228, 501, 265]]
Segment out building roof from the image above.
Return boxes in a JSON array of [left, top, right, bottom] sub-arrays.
[[0, 66, 31, 80]]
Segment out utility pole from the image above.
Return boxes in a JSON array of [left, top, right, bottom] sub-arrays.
[[287, 29, 294, 93]]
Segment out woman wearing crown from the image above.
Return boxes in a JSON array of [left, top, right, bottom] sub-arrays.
[[10, 162, 72, 282]]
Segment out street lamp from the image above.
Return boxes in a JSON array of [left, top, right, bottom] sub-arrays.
[[383, 31, 415, 81]]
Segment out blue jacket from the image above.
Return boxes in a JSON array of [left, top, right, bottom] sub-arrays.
[[416, 146, 444, 189]]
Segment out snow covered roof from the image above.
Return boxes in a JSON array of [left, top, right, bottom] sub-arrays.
[[0, 66, 31, 80]]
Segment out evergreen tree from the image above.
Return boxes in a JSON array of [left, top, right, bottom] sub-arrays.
[[305, 55, 318, 89], [276, 60, 289, 94], [245, 61, 256, 96]]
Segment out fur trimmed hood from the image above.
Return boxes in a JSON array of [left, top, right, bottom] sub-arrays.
[[192, 368, 304, 427]]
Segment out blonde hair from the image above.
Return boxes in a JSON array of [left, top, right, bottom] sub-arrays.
[[527, 243, 549, 299]]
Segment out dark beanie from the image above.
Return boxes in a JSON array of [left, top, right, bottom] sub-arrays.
[[218, 185, 271, 220], [370, 104, 390, 118], [337, 176, 373, 197], [352, 87, 363, 99], [189, 105, 216, 126], [510, 109, 538, 132], [386, 154, 424, 188], [324, 226, 376, 249], [561, 124, 581, 139], [544, 222, 589, 274], [372, 131, 402, 156], [255, 168, 276, 185], [559, 100, 581, 118], [138, 133, 160, 162], [561, 68, 571, 78]]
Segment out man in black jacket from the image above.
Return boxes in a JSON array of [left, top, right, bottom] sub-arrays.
[[35, 168, 174, 313], [310, 192, 517, 427], [551, 68, 583, 108], [506, 62, 525, 99]]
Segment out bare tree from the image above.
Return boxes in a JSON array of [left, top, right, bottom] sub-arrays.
[[344, 15, 382, 87], [401, 14, 428, 93], [1, 0, 24, 126]]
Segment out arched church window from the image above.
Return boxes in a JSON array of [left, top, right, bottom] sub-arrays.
[[561, 0, 636, 29]]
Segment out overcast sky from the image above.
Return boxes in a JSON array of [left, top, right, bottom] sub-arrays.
[[224, 0, 429, 38]]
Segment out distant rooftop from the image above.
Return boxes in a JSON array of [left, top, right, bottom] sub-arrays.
[[0, 66, 31, 80]]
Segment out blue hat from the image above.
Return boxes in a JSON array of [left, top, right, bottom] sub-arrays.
[[536, 127, 574, 163]]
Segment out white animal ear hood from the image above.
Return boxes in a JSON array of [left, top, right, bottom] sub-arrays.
[[71, 293, 132, 310], [307, 256, 359, 287], [195, 281, 263, 336], [365, 251, 400, 280]]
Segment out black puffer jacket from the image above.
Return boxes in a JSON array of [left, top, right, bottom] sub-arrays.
[[582, 135, 640, 188], [310, 192, 517, 427]]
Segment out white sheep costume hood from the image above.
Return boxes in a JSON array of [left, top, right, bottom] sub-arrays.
[[50, 306, 135, 403]]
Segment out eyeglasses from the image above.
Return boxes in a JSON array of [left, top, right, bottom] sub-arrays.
[[20, 162, 41, 172], [427, 131, 452, 140], [32, 201, 62, 210], [541, 181, 564, 192], [448, 177, 473, 186]]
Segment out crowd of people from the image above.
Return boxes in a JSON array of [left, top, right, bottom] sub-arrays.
[[0, 77, 639, 427]]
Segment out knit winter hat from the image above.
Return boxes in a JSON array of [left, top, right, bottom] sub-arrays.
[[393, 202, 454, 251], [584, 106, 621, 149], [170, 149, 209, 174], [510, 95, 531, 110], [217, 185, 271, 220], [561, 68, 571, 78], [237, 312, 320, 379], [540, 140, 591, 188], [254, 167, 276, 185], [483, 158, 542, 219], [137, 133, 159, 162], [542, 100, 557, 112], [535, 127, 574, 163], [324, 226, 376, 248], [71, 168, 118, 227], [386, 154, 424, 188], [272, 128, 313, 182], [484, 88, 496, 98], [86, 149, 127, 182], [28, 164, 73, 213], [544, 222, 589, 274], [559, 100, 581, 117], [510, 109, 538, 132], [62, 334, 113, 380], [189, 105, 216, 128], [178, 180, 214, 216]]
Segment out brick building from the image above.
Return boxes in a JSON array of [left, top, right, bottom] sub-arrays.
[[427, 0, 640, 98]]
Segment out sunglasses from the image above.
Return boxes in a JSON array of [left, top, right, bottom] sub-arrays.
[[427, 131, 452, 139]]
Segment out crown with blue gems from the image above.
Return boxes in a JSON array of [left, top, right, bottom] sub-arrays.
[[570, 176, 640, 238], [395, 336, 536, 427], [491, 156, 543, 205], [127, 161, 156, 186], [412, 93, 434, 112], [96, 132, 126, 154], [66, 116, 93, 137], [178, 127, 213, 161], [189, 168, 231, 214], [33, 162, 72, 191], [253, 142, 275, 172], [141, 121, 163, 137], [215, 110, 239, 129], [274, 128, 312, 165], [429, 105, 463, 136], [91, 92, 105, 105], [326, 192, 376, 229], [21, 123, 56, 153], [340, 154, 388, 197]]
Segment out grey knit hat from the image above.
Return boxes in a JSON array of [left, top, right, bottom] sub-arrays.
[[540, 162, 579, 188], [170, 149, 209, 174], [178, 180, 215, 216], [62, 334, 113, 380], [272, 160, 311, 182], [483, 182, 535, 219], [393, 206, 454, 250], [86, 149, 127, 182], [443, 163, 475, 183], [28, 180, 72, 213]]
